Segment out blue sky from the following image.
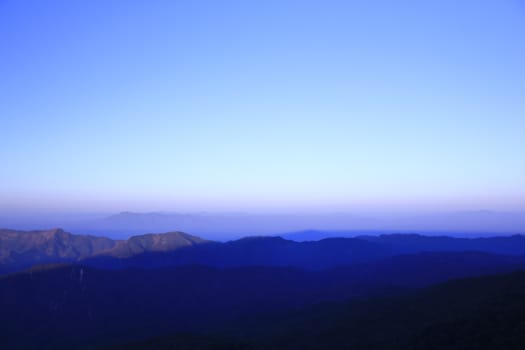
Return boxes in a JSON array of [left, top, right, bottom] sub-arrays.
[[1, 0, 524, 214]]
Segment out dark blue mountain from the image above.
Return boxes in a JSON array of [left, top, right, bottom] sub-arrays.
[[4, 229, 525, 274], [83, 233, 525, 271], [1, 251, 524, 349]]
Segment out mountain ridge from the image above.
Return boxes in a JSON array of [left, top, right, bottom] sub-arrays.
[[0, 228, 208, 273], [4, 228, 525, 274]]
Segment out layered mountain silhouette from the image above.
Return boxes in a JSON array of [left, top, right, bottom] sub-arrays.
[[1, 253, 523, 349], [3, 228, 525, 349], [4, 228, 525, 274], [108, 270, 525, 350], [83, 234, 525, 271]]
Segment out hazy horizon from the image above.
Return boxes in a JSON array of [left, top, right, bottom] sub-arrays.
[[2, 209, 524, 240]]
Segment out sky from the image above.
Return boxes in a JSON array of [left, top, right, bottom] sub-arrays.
[[1, 0, 525, 214]]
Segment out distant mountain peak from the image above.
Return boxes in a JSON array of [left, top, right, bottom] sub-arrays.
[[41, 227, 66, 237], [108, 230, 210, 257], [233, 236, 290, 243]]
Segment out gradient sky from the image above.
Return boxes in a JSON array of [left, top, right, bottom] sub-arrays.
[[1, 0, 524, 214]]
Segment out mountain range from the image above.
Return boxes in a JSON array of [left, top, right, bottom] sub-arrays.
[[3, 228, 525, 349], [4, 228, 525, 274]]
